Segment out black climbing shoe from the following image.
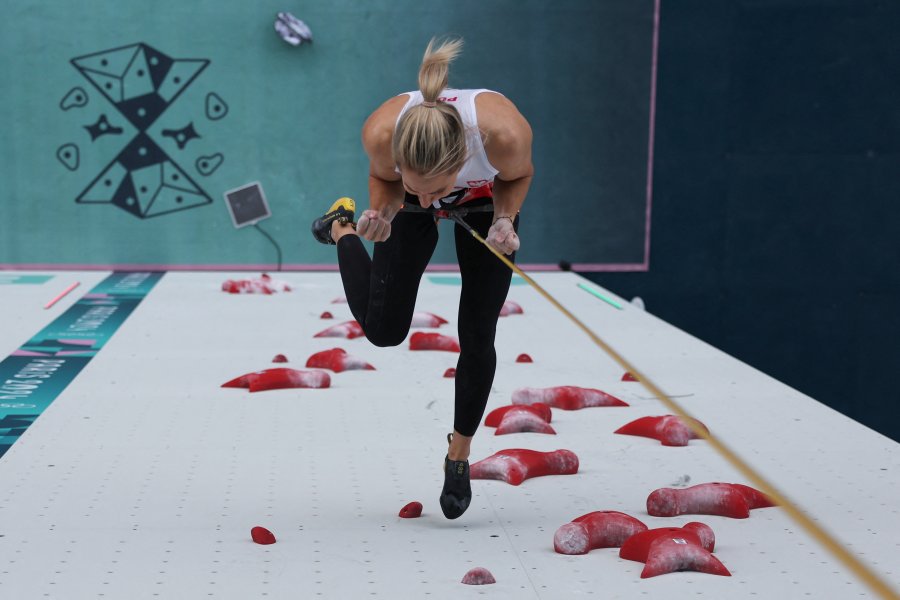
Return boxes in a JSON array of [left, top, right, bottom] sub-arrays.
[[311, 197, 356, 245], [440, 434, 472, 519]]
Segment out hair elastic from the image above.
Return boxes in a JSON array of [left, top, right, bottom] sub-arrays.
[[420, 101, 437, 108]]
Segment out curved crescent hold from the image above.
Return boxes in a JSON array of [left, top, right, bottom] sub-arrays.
[[554, 511, 648, 555]]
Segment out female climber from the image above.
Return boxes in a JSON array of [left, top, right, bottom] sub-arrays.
[[311, 37, 533, 519]]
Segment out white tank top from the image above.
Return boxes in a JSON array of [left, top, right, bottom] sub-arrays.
[[395, 88, 501, 207]]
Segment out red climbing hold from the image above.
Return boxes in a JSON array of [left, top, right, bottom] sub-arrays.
[[320, 311, 334, 319], [515, 353, 533, 363], [272, 354, 289, 363], [409, 332, 461, 352], [250, 526, 276, 545], [554, 511, 648, 555], [222, 368, 331, 392], [647, 482, 776, 519], [399, 501, 423, 518], [305, 348, 375, 373], [221, 275, 291, 295], [485, 403, 552, 427], [443, 368, 457, 378], [512, 386, 628, 410], [461, 567, 496, 585], [622, 372, 638, 381], [499, 300, 523, 316], [410, 312, 449, 328], [494, 407, 556, 436], [620, 523, 715, 562], [470, 449, 578, 486], [641, 536, 730, 578], [314, 320, 364, 339], [615, 415, 709, 446]]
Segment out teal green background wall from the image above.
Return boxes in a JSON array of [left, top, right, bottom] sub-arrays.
[[0, 0, 655, 268]]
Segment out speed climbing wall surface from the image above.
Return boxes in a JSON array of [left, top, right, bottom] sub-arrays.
[[1, 271, 898, 598], [0, 0, 656, 270]]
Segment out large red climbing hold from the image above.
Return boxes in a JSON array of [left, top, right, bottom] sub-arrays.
[[314, 320, 365, 339], [512, 386, 628, 410], [222, 368, 331, 392], [515, 353, 533, 363], [499, 301, 523, 316], [410, 312, 449, 328], [399, 501, 423, 518], [409, 332, 461, 352], [484, 403, 552, 427], [272, 354, 289, 363], [553, 511, 648, 555], [305, 348, 375, 373], [461, 567, 496, 585], [470, 449, 578, 486], [494, 407, 556, 436], [646, 482, 776, 519], [615, 415, 709, 446], [619, 523, 715, 562], [251, 526, 276, 545]]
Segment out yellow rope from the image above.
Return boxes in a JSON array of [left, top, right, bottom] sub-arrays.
[[469, 227, 899, 600]]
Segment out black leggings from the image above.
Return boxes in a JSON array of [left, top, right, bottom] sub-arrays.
[[336, 196, 517, 437]]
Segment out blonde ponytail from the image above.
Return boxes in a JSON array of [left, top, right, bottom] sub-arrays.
[[393, 37, 468, 178], [418, 37, 463, 103]]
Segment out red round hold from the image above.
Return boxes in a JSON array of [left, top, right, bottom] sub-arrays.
[[251, 526, 276, 545], [461, 567, 496, 585], [399, 501, 423, 518], [516, 353, 533, 363]]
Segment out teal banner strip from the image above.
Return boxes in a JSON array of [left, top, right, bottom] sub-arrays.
[[577, 282, 624, 310], [0, 272, 163, 458], [428, 275, 528, 286], [0, 275, 55, 285]]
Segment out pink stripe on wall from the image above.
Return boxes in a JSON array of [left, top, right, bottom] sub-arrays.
[[643, 0, 662, 270], [0, 263, 647, 273]]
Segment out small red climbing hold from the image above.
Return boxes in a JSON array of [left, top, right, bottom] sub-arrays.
[[622, 372, 638, 382], [320, 311, 334, 319], [443, 368, 457, 378], [461, 567, 496, 585], [515, 353, 533, 363], [251, 526, 276, 545], [499, 301, 523, 316], [399, 501, 423, 518], [272, 354, 289, 363]]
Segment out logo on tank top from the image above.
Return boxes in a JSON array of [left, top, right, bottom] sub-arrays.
[[438, 96, 458, 102]]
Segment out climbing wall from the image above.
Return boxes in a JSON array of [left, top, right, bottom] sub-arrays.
[[0, 271, 897, 598]]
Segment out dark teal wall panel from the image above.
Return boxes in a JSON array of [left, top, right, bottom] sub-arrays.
[[592, 0, 900, 441]]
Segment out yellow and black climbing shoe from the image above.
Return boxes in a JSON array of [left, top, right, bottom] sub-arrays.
[[311, 197, 356, 245]]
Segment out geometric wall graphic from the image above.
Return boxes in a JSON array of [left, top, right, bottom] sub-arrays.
[[66, 43, 225, 219]]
